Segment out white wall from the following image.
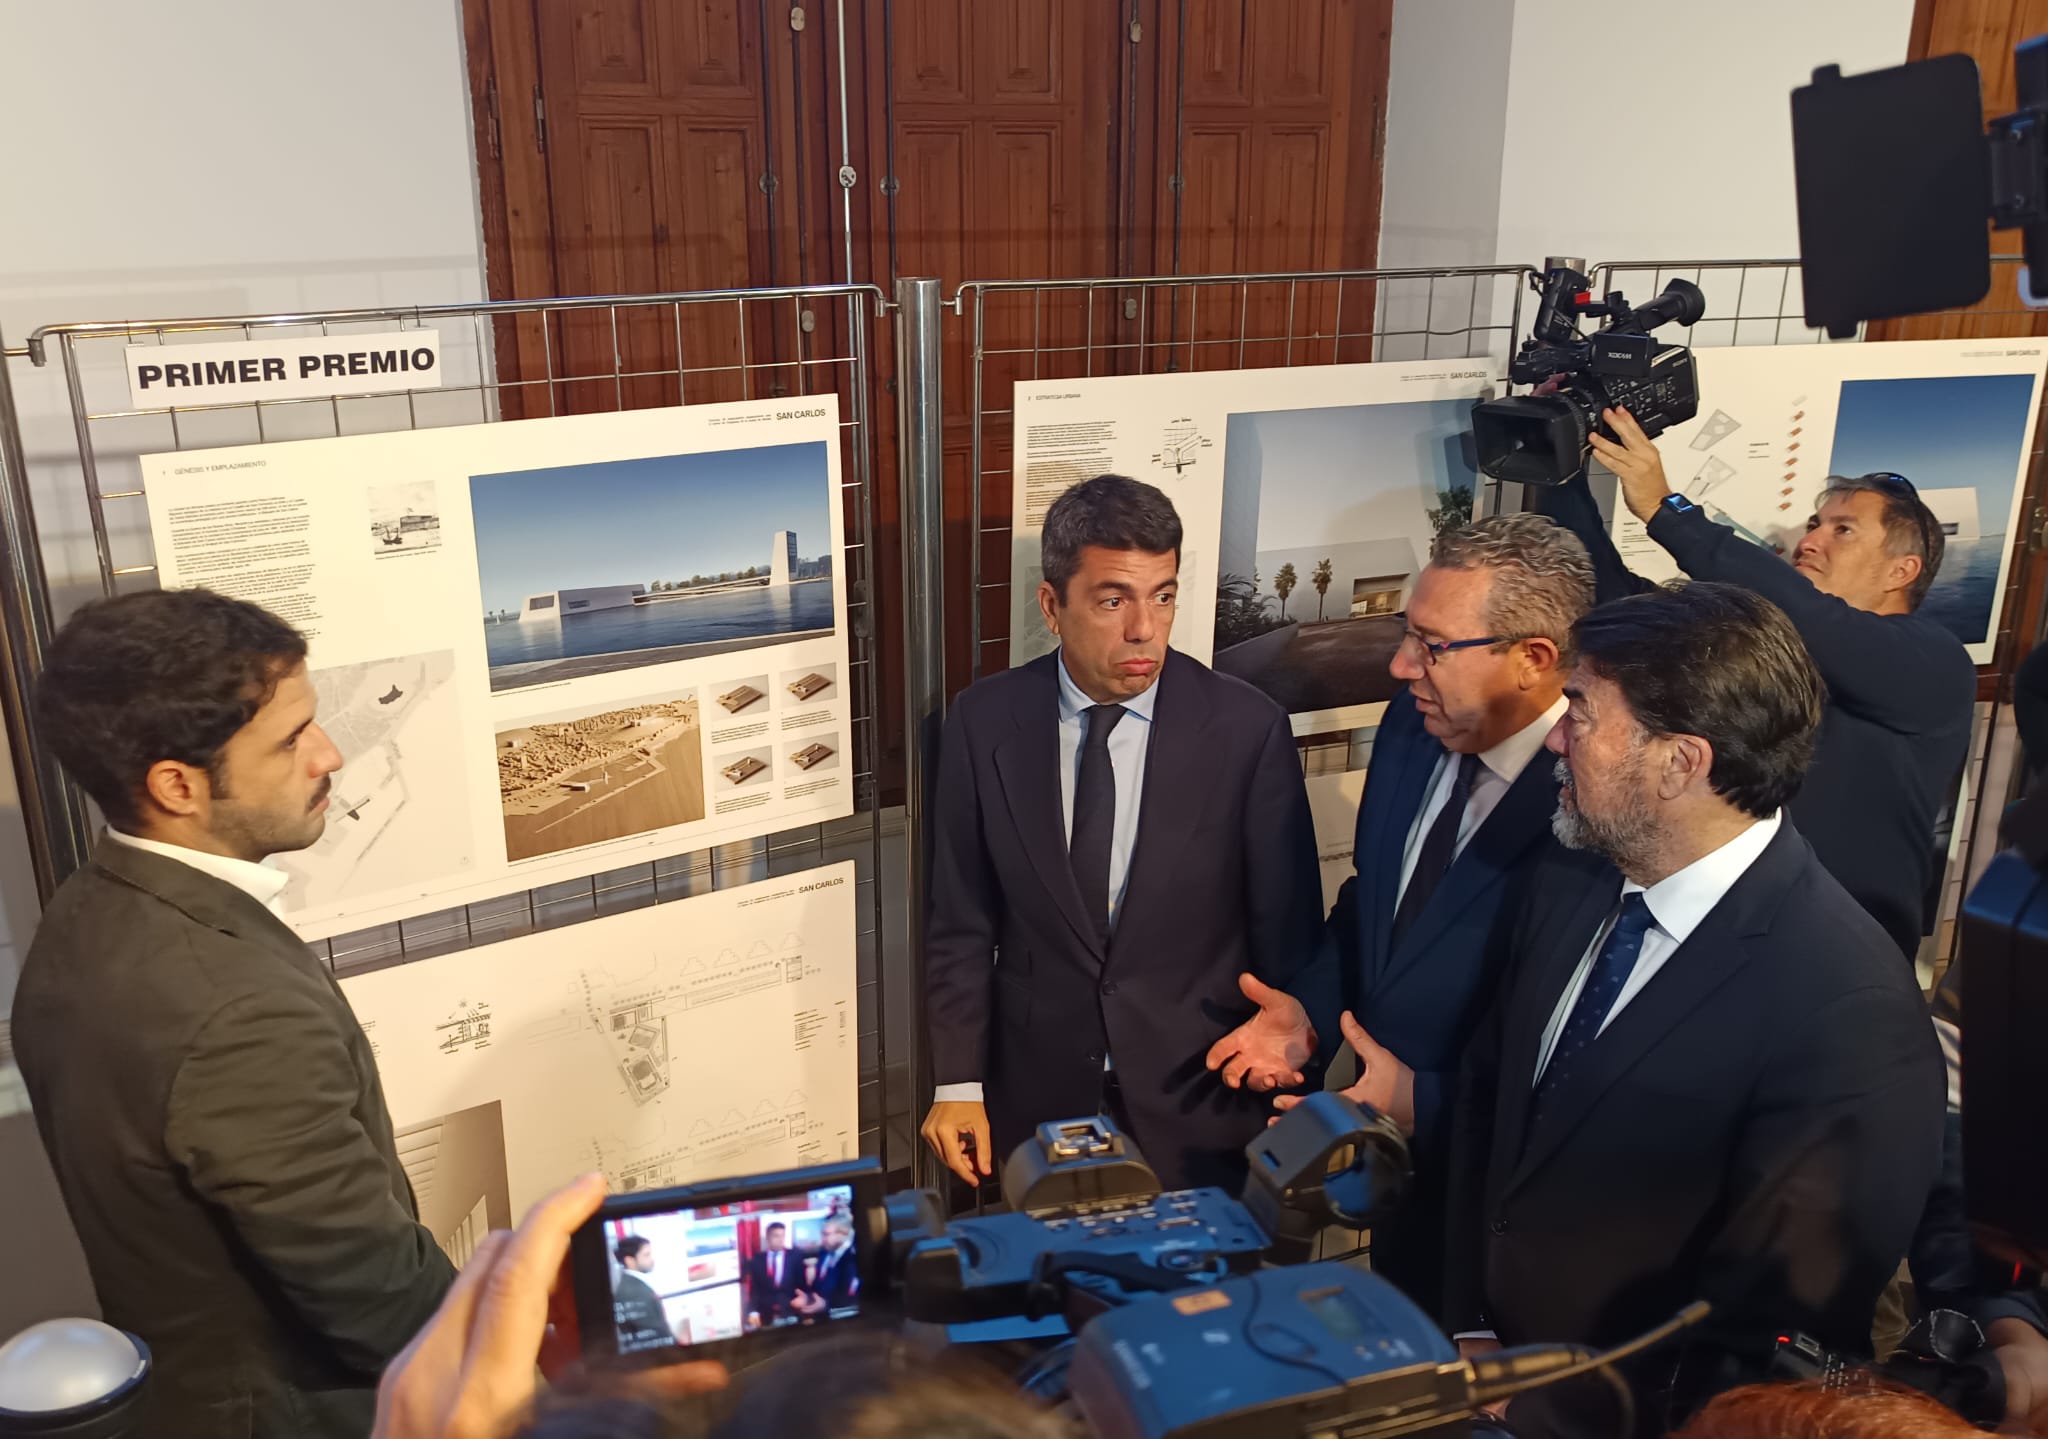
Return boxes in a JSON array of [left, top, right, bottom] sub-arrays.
[[0, 0, 489, 1336], [1379, 0, 1918, 344], [1492, 0, 1919, 268]]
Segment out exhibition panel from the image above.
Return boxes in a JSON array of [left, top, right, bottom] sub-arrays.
[[10, 284, 900, 1171]]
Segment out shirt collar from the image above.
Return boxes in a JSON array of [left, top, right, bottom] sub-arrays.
[[1056, 648, 1161, 725], [103, 828, 292, 915], [1474, 694, 1567, 785], [1622, 810, 1782, 946]]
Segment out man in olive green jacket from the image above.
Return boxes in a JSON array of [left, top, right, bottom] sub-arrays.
[[14, 589, 452, 1438]]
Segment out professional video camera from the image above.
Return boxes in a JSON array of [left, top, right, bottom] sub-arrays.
[[1469, 260, 1706, 487], [571, 1095, 1707, 1439]]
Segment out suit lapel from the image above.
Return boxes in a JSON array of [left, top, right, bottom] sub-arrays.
[[1114, 653, 1217, 947], [1494, 861, 1621, 1164], [991, 655, 1105, 960], [1506, 825, 1803, 1193], [1386, 748, 1559, 975], [1360, 694, 1442, 975]]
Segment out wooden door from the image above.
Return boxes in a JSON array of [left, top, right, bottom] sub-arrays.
[[1144, 0, 1392, 372]]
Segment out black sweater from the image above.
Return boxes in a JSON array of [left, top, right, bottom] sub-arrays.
[[1537, 477, 1976, 958]]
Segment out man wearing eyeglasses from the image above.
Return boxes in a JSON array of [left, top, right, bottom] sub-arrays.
[[1533, 407, 1974, 960], [1206, 513, 1593, 1318]]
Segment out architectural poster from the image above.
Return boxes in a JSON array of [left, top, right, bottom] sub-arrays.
[[341, 864, 858, 1213], [140, 397, 853, 940], [1606, 339, 2048, 664], [1009, 359, 1498, 733]]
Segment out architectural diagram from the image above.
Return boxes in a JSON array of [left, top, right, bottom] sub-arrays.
[[340, 864, 857, 1214]]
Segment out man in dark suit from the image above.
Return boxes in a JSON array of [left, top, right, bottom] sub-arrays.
[[1444, 582, 1945, 1436], [13, 589, 454, 1439], [1536, 406, 1975, 957], [1206, 513, 1593, 1317], [790, 1216, 859, 1320], [743, 1221, 799, 1328], [920, 474, 1322, 1193], [611, 1236, 673, 1350]]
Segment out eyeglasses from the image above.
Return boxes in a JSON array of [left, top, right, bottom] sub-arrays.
[[1399, 630, 1528, 667]]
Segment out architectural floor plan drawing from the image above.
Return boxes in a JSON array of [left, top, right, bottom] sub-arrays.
[[342, 863, 858, 1211], [276, 650, 472, 914]]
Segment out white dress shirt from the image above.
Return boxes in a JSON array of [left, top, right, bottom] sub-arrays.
[[102, 827, 292, 916], [1533, 810, 1782, 1081], [932, 649, 1161, 1107], [1395, 696, 1566, 909]]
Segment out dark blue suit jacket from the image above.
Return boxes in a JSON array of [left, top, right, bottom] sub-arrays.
[[925, 649, 1323, 1192], [1290, 688, 1561, 1313]]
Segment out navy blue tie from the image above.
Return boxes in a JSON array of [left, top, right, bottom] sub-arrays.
[[1070, 704, 1126, 936], [1531, 892, 1656, 1125]]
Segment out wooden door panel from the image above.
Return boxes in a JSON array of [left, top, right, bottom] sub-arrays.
[[656, 0, 751, 98], [1252, 1, 1333, 104], [1184, 0, 1251, 106], [978, 0, 1062, 103], [565, 0, 657, 94], [893, 0, 970, 101]]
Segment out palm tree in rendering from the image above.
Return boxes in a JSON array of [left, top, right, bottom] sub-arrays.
[[1274, 562, 1298, 621], [1311, 558, 1333, 622]]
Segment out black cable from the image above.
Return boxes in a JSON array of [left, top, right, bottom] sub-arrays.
[[1237, 1264, 1352, 1392], [1469, 1302, 1711, 1406]]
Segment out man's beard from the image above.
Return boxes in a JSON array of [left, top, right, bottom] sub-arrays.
[[209, 777, 331, 861], [1551, 755, 1660, 877]]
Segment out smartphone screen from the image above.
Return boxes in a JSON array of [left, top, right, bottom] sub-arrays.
[[600, 1180, 863, 1357]]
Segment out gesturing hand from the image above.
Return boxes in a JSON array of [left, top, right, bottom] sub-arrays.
[[1272, 1011, 1416, 1136], [372, 1173, 727, 1439], [1205, 973, 1317, 1091], [1587, 405, 1674, 524]]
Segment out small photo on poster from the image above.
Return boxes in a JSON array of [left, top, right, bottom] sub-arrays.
[[473, 441, 837, 693], [496, 694, 705, 862], [787, 741, 838, 775], [714, 676, 771, 716], [780, 664, 836, 705], [367, 479, 443, 557], [716, 748, 773, 789]]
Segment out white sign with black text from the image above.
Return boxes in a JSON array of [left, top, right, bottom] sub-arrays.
[[125, 330, 443, 410]]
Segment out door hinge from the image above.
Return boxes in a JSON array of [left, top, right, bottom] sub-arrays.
[[880, 175, 901, 196], [485, 75, 502, 160], [533, 86, 548, 154], [1129, 16, 1143, 43], [760, 170, 781, 195], [1167, 173, 1184, 193], [790, 5, 807, 31], [2028, 502, 2048, 552]]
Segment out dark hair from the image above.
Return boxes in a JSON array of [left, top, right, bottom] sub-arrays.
[[1039, 474, 1182, 602], [1570, 582, 1825, 818], [763, 1221, 786, 1234], [1818, 472, 1945, 611], [34, 588, 308, 828], [614, 1235, 650, 1264], [515, 1335, 1072, 1439]]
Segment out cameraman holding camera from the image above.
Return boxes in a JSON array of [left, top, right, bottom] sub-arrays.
[[1533, 406, 1976, 960]]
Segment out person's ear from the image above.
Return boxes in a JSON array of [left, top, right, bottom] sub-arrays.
[[1516, 635, 1562, 688], [1037, 579, 1062, 637], [1660, 734, 1713, 800], [142, 758, 209, 821], [1887, 551, 1923, 598]]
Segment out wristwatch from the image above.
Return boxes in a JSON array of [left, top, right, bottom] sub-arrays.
[[1658, 493, 1699, 519]]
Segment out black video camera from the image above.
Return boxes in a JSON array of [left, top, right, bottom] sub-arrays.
[[567, 1096, 1708, 1439], [1470, 259, 1706, 487]]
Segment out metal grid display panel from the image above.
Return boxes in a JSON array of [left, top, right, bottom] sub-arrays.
[[1592, 255, 2048, 970], [21, 285, 901, 1168], [954, 264, 1535, 777]]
